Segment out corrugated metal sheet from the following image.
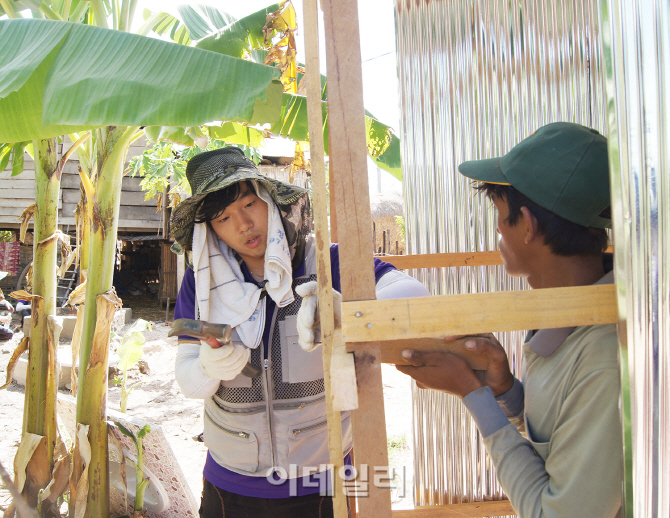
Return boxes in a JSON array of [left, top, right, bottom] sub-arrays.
[[395, 0, 607, 507], [601, 0, 670, 515]]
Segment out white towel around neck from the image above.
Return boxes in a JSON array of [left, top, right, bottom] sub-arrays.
[[192, 182, 294, 348]]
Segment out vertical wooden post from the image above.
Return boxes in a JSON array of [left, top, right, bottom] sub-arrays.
[[303, 1, 347, 516], [321, 0, 393, 516]]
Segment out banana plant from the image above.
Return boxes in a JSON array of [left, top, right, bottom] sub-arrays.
[[111, 318, 153, 413], [143, 1, 402, 179], [0, 12, 282, 518], [112, 422, 152, 518]]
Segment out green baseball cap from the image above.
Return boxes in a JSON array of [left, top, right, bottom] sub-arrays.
[[458, 122, 611, 228]]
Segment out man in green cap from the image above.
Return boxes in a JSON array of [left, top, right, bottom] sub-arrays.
[[397, 122, 622, 517], [170, 146, 429, 517]]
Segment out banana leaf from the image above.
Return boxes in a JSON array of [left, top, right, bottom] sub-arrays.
[[0, 18, 283, 143], [207, 122, 265, 147], [270, 92, 402, 180], [195, 3, 281, 59], [176, 3, 236, 40]]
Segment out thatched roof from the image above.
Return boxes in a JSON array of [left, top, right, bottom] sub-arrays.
[[370, 190, 403, 219]]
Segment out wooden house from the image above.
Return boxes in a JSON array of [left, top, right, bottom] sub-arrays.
[[0, 136, 169, 304]]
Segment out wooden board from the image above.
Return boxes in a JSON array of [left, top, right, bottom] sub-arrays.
[[59, 215, 161, 231], [61, 171, 148, 192], [0, 169, 35, 180], [392, 500, 515, 517], [303, 2, 349, 515], [0, 202, 62, 218], [378, 252, 503, 269], [62, 188, 157, 206], [61, 203, 161, 221], [378, 248, 613, 270], [0, 179, 38, 190], [321, 0, 392, 515], [342, 284, 617, 343], [352, 337, 491, 370]]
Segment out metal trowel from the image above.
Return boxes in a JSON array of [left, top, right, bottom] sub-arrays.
[[169, 318, 262, 378]]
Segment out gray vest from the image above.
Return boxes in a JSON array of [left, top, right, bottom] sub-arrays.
[[202, 240, 353, 477]]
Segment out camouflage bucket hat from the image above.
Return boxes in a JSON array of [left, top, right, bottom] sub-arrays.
[[171, 147, 311, 267]]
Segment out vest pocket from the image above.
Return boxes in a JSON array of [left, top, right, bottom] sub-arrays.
[[287, 413, 351, 471], [280, 315, 325, 383], [204, 407, 259, 473]]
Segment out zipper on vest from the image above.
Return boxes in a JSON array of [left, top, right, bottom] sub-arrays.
[[212, 399, 266, 415], [262, 356, 278, 470], [273, 395, 326, 411], [292, 419, 327, 438], [205, 409, 250, 439]]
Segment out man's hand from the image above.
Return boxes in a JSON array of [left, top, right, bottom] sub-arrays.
[[456, 334, 514, 396], [295, 281, 342, 352], [396, 334, 515, 398], [0, 299, 14, 312], [199, 339, 250, 380], [396, 350, 483, 398]]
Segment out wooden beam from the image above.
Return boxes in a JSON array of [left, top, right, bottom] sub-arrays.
[[342, 284, 617, 343], [392, 500, 515, 517], [321, 0, 392, 516], [303, 1, 347, 516], [354, 337, 490, 369], [377, 247, 613, 270], [377, 252, 503, 270]]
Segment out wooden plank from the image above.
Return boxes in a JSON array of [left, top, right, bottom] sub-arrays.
[[378, 248, 613, 270], [0, 169, 35, 180], [0, 204, 62, 217], [322, 0, 391, 516], [378, 252, 503, 269], [0, 179, 37, 190], [392, 500, 515, 517], [61, 171, 147, 192], [342, 284, 617, 343], [304, 2, 348, 515], [62, 188, 157, 206], [0, 188, 36, 199], [363, 338, 490, 370], [61, 203, 161, 220], [59, 215, 160, 231]]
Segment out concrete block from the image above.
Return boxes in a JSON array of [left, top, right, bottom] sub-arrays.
[[23, 315, 76, 339], [23, 308, 133, 338]]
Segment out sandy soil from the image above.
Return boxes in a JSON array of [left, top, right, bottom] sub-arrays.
[[0, 313, 414, 513]]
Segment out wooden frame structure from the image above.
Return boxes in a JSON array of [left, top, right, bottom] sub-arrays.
[[304, 1, 618, 516]]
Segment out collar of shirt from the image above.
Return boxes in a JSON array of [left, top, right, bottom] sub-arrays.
[[238, 259, 305, 285], [526, 257, 614, 358]]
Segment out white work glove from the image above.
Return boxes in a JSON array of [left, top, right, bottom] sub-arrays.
[[199, 340, 251, 380], [295, 281, 342, 352]]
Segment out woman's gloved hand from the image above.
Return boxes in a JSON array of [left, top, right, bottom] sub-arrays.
[[199, 339, 251, 380], [295, 281, 342, 352]]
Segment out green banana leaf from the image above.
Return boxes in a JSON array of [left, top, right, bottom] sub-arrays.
[[269, 93, 402, 180], [176, 4, 236, 40], [144, 4, 237, 47], [0, 18, 283, 143], [143, 125, 208, 148], [144, 11, 192, 46], [195, 3, 281, 59], [208, 122, 265, 147]]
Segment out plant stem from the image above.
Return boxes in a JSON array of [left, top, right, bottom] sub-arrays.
[[0, 0, 19, 18], [75, 125, 138, 518], [22, 138, 59, 509]]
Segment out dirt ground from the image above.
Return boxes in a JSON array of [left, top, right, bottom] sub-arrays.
[[0, 295, 414, 514]]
